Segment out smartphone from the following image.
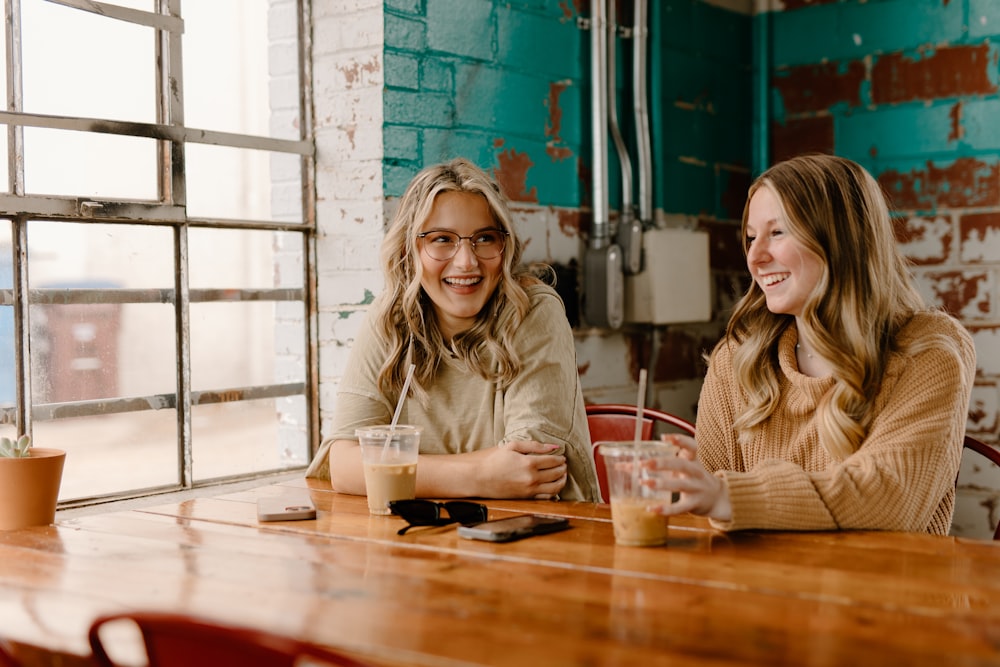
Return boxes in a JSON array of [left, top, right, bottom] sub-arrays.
[[457, 514, 570, 543], [257, 497, 317, 522]]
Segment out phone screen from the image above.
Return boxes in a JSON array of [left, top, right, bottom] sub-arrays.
[[456, 514, 570, 542]]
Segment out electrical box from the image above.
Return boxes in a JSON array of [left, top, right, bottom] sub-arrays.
[[624, 228, 712, 324]]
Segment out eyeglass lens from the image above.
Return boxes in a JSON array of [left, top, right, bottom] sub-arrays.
[[390, 500, 488, 535], [418, 230, 506, 260]]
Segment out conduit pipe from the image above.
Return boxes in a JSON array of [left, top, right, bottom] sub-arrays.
[[633, 0, 652, 228], [583, 0, 625, 329], [607, 0, 640, 275]]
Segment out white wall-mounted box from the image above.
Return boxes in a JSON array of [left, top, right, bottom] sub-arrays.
[[624, 227, 712, 324]]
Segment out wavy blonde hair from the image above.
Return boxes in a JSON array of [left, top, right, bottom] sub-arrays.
[[373, 158, 548, 406], [726, 154, 943, 459]]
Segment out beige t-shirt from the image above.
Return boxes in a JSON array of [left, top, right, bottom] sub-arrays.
[[306, 284, 599, 502]]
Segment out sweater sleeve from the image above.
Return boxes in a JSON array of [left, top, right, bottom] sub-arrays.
[[704, 315, 976, 534], [499, 286, 599, 502]]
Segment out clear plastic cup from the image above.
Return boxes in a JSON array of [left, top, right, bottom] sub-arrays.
[[356, 425, 420, 515], [598, 440, 678, 546]]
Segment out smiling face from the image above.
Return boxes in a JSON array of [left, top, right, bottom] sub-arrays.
[[417, 191, 504, 341], [745, 186, 825, 319]]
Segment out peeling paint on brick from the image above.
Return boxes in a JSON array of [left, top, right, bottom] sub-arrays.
[[878, 158, 1000, 210], [494, 148, 539, 203], [948, 101, 964, 142], [919, 270, 989, 317], [556, 208, 581, 238], [546, 81, 574, 163], [894, 215, 952, 265], [960, 212, 1000, 263], [773, 61, 865, 115], [871, 44, 999, 105], [337, 56, 380, 89]]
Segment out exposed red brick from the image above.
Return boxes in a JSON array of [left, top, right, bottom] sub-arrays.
[[626, 331, 653, 380], [698, 218, 744, 272], [770, 115, 835, 164], [557, 208, 581, 238], [878, 158, 1000, 210], [653, 330, 711, 382], [546, 82, 567, 141], [773, 61, 865, 115], [719, 168, 752, 221], [949, 101, 964, 142], [493, 148, 539, 203], [871, 44, 999, 105], [923, 270, 989, 316]]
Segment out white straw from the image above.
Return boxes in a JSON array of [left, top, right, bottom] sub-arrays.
[[633, 368, 647, 444], [632, 368, 647, 492], [382, 363, 416, 460]]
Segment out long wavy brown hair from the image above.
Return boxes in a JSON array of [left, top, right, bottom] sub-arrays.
[[372, 158, 549, 406], [725, 154, 955, 459]]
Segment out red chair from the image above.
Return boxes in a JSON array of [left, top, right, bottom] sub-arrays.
[[962, 435, 1000, 541], [88, 611, 372, 667], [586, 404, 696, 503], [0, 639, 21, 667]]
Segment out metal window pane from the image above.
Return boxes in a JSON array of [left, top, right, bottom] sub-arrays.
[[21, 0, 156, 123], [189, 228, 304, 289], [38, 410, 179, 501], [27, 221, 175, 289], [192, 396, 308, 482], [190, 300, 305, 390], [182, 0, 296, 140], [27, 222, 177, 403], [23, 128, 158, 199], [185, 145, 304, 222]]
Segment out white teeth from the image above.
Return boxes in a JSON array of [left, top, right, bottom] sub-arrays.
[[445, 277, 481, 286], [761, 273, 788, 286]]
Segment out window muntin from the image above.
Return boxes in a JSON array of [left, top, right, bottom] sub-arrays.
[[1, 1, 315, 506]]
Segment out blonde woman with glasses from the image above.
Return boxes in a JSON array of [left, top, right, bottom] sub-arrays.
[[650, 154, 975, 535], [307, 158, 598, 502]]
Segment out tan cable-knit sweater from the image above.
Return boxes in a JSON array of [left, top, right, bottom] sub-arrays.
[[696, 311, 976, 535]]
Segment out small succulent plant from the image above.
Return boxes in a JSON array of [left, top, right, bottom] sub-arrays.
[[0, 435, 31, 458]]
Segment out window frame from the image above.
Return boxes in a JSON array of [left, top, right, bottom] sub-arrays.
[[0, 0, 318, 505]]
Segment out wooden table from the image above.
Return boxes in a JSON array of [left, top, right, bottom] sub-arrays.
[[2, 477, 999, 666]]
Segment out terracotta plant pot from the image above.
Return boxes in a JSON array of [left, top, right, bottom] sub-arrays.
[[0, 448, 66, 530]]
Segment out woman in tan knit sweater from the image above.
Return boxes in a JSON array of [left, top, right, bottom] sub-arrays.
[[652, 154, 976, 535]]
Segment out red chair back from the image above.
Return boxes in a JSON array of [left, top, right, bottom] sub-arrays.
[[89, 612, 372, 667], [961, 435, 1000, 541], [586, 404, 696, 503]]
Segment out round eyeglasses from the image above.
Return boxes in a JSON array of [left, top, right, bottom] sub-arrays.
[[417, 229, 508, 261]]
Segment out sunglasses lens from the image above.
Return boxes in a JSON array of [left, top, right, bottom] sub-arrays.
[[389, 500, 440, 525], [444, 501, 488, 525]]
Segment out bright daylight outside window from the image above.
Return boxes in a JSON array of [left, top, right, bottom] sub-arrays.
[[0, 0, 315, 505]]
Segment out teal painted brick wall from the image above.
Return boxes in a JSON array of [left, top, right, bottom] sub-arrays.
[[765, 0, 1000, 539], [650, 0, 753, 219], [383, 0, 586, 207], [383, 0, 752, 219]]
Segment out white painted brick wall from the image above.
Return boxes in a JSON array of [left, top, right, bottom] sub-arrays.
[[312, 0, 385, 442]]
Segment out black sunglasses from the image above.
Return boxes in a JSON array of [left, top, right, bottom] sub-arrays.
[[388, 500, 488, 536]]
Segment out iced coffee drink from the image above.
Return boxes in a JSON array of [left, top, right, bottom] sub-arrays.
[[356, 425, 421, 515]]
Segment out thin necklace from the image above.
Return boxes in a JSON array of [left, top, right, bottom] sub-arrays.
[[796, 343, 814, 359]]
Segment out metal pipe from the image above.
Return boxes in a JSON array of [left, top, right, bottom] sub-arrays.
[[590, 0, 609, 247], [634, 0, 652, 224], [607, 0, 633, 220]]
